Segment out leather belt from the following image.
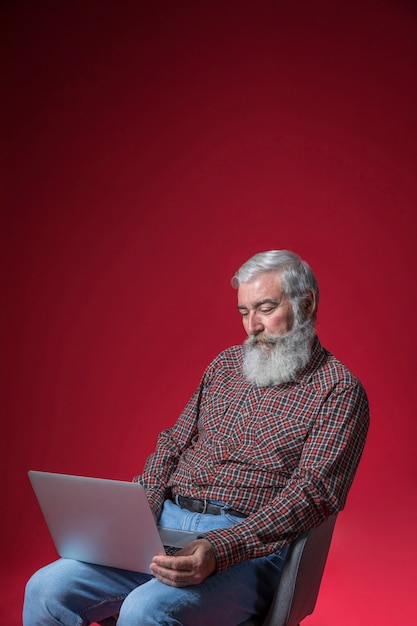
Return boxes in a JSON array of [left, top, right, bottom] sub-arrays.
[[173, 494, 246, 518]]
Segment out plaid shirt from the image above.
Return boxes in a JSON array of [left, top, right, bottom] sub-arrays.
[[138, 337, 369, 572]]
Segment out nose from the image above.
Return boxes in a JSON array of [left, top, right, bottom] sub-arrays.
[[246, 311, 264, 335]]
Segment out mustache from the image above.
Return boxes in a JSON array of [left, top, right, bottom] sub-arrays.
[[246, 332, 282, 347]]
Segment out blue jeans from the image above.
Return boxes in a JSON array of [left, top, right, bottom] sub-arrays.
[[23, 500, 289, 625]]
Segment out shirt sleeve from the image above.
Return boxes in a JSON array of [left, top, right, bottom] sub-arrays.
[[203, 379, 370, 573], [133, 371, 208, 517]]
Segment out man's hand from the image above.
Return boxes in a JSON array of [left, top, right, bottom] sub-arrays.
[[150, 538, 216, 587]]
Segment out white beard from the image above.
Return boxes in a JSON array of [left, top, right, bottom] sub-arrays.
[[243, 316, 316, 387]]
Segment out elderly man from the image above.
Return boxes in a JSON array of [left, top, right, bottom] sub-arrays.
[[23, 250, 369, 626]]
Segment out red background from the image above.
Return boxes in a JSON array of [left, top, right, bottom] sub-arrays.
[[2, 1, 417, 623]]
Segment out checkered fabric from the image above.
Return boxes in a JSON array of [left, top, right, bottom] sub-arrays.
[[137, 337, 369, 573]]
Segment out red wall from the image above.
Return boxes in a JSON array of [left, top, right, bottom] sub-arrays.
[[3, 1, 417, 623]]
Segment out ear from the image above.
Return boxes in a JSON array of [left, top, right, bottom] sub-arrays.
[[303, 290, 317, 319]]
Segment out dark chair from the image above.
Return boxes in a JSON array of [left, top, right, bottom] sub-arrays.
[[97, 514, 337, 626], [240, 514, 337, 626]]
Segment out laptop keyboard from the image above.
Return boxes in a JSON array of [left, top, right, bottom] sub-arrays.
[[164, 545, 181, 555]]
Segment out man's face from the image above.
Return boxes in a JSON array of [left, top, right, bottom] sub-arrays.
[[238, 271, 316, 386], [237, 272, 295, 340]]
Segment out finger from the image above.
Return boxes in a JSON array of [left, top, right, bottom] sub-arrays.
[[151, 557, 193, 577], [150, 562, 192, 587], [151, 554, 192, 571]]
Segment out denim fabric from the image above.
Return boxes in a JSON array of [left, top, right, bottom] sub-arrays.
[[23, 500, 288, 626]]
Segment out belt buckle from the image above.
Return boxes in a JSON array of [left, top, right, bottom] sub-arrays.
[[201, 498, 208, 514]]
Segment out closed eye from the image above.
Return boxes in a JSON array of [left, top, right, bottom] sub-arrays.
[[237, 300, 280, 316]]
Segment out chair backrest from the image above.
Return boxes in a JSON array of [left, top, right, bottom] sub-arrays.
[[262, 514, 337, 626]]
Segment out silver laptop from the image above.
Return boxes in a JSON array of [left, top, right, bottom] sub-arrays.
[[28, 470, 200, 573]]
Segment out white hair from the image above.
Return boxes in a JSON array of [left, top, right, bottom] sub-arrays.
[[232, 250, 319, 315]]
